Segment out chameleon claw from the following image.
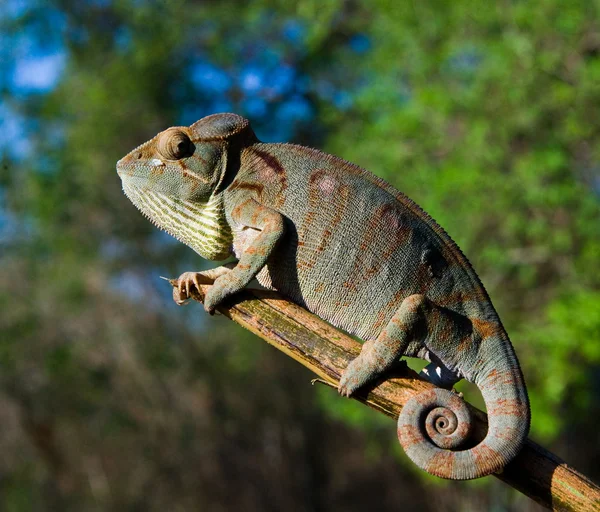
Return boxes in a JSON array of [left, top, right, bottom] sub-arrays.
[[193, 273, 202, 294], [310, 378, 337, 389]]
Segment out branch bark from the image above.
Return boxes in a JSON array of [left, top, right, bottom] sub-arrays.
[[169, 270, 600, 512]]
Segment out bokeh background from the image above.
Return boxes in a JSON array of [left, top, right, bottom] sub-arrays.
[[1, 1, 599, 510]]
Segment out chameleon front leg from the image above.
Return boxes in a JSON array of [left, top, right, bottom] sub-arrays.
[[175, 199, 285, 314], [339, 294, 463, 396]]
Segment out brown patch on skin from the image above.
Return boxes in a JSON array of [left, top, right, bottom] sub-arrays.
[[230, 180, 265, 200], [253, 247, 267, 257], [344, 203, 413, 289], [425, 450, 456, 476], [179, 160, 210, 184], [313, 282, 325, 294], [177, 163, 209, 196], [181, 173, 198, 190], [483, 369, 519, 388], [471, 443, 502, 470], [150, 164, 166, 177], [181, 167, 211, 185], [490, 426, 520, 441], [472, 318, 501, 340], [231, 198, 255, 221], [314, 227, 335, 254], [249, 149, 287, 208], [297, 175, 349, 270], [487, 398, 525, 417], [486, 368, 498, 379], [435, 285, 489, 309], [371, 288, 406, 332], [296, 206, 317, 270], [341, 280, 358, 292], [371, 309, 389, 332], [188, 150, 209, 168], [414, 261, 434, 294], [398, 424, 426, 448], [243, 203, 272, 228], [390, 316, 403, 327], [455, 330, 474, 354], [308, 169, 324, 184], [455, 416, 472, 440], [334, 300, 352, 308], [404, 294, 425, 312], [354, 205, 385, 257], [412, 391, 432, 406], [251, 149, 285, 175], [435, 320, 456, 347], [378, 208, 412, 264], [186, 179, 201, 197], [231, 204, 243, 219]]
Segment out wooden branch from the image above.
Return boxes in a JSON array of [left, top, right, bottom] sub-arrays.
[[169, 270, 600, 512]]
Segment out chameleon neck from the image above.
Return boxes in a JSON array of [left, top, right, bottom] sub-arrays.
[[121, 182, 233, 260]]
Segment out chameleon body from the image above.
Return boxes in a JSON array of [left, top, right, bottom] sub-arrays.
[[117, 113, 530, 480]]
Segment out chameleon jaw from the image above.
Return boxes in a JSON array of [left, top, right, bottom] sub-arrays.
[[120, 180, 233, 261]]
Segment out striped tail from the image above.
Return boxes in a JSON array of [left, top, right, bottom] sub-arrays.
[[397, 348, 530, 479]]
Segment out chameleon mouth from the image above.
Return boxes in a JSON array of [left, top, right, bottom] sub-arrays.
[[116, 159, 128, 173], [116, 137, 153, 177], [116, 167, 131, 178]]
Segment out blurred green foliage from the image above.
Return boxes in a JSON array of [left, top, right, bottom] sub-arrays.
[[0, 0, 599, 510]]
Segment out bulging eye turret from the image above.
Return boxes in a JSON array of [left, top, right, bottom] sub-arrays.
[[157, 128, 195, 160]]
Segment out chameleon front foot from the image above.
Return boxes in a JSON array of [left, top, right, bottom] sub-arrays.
[[172, 267, 233, 309], [173, 272, 206, 305]]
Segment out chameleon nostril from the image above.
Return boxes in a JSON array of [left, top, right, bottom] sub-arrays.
[[136, 152, 142, 159]]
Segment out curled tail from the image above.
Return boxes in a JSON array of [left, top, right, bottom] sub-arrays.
[[397, 362, 530, 480]]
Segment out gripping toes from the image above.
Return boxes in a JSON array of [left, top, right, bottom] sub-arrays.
[[339, 355, 374, 397], [173, 271, 209, 305]]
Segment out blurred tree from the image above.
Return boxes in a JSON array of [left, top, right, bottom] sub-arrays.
[[0, 0, 598, 510]]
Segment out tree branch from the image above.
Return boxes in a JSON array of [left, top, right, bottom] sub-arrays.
[[169, 270, 600, 512]]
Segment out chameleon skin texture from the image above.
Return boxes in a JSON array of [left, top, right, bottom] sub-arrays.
[[117, 113, 530, 480]]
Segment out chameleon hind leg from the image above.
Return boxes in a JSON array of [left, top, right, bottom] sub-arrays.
[[338, 294, 464, 396]]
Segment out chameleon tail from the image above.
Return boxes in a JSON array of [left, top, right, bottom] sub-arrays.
[[397, 355, 530, 479]]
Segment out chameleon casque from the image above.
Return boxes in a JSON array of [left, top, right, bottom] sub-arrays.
[[117, 113, 530, 480]]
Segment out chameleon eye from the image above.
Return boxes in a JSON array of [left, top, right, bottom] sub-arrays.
[[157, 128, 195, 160]]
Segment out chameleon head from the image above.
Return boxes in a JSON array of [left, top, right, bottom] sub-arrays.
[[116, 113, 256, 260]]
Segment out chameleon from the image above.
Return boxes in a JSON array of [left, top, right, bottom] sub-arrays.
[[116, 113, 530, 480]]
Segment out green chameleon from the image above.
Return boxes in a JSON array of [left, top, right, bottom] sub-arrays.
[[117, 113, 530, 480]]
